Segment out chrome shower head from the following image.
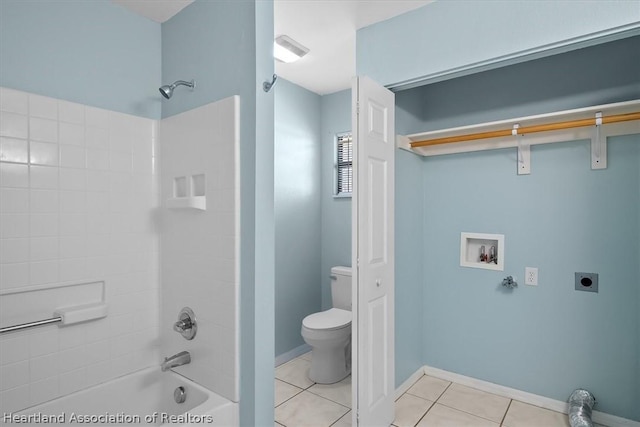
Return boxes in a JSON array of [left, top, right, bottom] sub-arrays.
[[159, 79, 195, 99]]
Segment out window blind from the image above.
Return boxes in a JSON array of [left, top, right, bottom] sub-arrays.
[[336, 133, 353, 195]]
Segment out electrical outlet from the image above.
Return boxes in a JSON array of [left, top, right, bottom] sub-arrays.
[[525, 267, 538, 286]]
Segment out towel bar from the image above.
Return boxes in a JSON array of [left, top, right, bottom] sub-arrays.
[[0, 316, 62, 334]]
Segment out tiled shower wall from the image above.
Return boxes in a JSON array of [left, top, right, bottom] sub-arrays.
[[0, 87, 161, 412], [160, 96, 239, 402]]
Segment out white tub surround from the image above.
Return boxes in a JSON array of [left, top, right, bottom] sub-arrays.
[[4, 367, 238, 426], [160, 96, 240, 402], [0, 87, 161, 413]]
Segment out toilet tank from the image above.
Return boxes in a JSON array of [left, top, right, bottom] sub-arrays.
[[331, 266, 352, 311]]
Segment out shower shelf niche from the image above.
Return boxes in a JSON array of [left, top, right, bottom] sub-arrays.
[[166, 174, 206, 211], [460, 232, 504, 271]]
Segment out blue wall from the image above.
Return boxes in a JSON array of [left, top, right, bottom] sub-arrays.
[[320, 89, 352, 310], [0, 0, 161, 119], [357, 0, 640, 89], [393, 36, 640, 420], [275, 79, 322, 356]]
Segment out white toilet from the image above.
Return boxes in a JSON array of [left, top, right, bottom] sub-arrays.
[[301, 266, 352, 384]]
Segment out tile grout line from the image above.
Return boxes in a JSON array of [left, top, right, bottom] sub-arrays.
[[500, 399, 513, 427], [408, 381, 453, 427]]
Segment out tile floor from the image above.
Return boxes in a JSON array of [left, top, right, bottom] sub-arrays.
[[274, 353, 607, 427]]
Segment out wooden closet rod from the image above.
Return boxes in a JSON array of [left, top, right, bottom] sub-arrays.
[[410, 111, 640, 148]]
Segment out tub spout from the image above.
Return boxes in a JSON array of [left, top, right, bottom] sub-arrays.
[[161, 351, 191, 371]]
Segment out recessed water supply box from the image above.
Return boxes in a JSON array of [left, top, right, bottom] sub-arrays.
[[460, 232, 504, 271]]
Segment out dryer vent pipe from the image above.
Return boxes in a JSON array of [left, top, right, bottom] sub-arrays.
[[568, 389, 596, 427]]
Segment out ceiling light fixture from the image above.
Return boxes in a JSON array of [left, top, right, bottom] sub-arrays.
[[274, 35, 309, 63]]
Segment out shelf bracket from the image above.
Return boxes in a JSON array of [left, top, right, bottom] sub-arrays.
[[591, 112, 607, 170], [514, 124, 530, 175]]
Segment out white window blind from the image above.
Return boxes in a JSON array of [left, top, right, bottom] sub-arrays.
[[336, 133, 353, 196]]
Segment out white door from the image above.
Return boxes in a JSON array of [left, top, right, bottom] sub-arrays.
[[351, 76, 395, 426]]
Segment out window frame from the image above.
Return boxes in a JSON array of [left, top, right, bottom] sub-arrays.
[[334, 131, 353, 198]]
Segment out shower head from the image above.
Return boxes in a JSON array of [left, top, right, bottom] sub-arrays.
[[159, 79, 195, 99]]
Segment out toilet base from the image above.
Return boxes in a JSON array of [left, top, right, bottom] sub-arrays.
[[308, 339, 351, 384]]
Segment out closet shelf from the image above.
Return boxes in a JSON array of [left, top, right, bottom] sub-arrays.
[[397, 99, 640, 170]]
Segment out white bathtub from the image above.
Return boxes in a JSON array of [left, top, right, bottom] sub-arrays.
[[4, 367, 238, 426]]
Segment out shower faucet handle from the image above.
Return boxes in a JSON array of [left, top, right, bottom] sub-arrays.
[[173, 307, 197, 340]]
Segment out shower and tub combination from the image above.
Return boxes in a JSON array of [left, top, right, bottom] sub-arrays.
[[0, 82, 241, 424]]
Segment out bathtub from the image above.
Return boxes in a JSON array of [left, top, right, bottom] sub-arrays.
[[4, 367, 238, 426]]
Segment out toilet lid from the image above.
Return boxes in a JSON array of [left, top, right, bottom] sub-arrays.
[[303, 308, 351, 331]]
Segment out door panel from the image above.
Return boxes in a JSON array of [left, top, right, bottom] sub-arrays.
[[352, 76, 395, 426]]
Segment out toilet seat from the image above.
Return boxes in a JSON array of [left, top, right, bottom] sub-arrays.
[[302, 308, 351, 331]]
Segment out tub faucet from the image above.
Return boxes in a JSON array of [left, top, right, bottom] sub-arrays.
[[161, 351, 191, 371]]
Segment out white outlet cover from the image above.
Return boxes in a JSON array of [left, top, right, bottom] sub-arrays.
[[525, 267, 538, 286]]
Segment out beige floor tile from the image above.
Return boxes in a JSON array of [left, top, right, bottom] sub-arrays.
[[394, 393, 434, 427], [437, 383, 510, 423], [331, 411, 352, 426], [276, 423, 285, 427], [300, 351, 312, 361], [276, 357, 315, 389], [406, 375, 451, 401], [275, 391, 349, 427], [503, 401, 570, 427], [416, 403, 499, 427], [308, 375, 351, 408], [276, 379, 303, 407]]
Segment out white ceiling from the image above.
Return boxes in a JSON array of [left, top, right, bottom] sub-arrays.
[[111, 0, 432, 95]]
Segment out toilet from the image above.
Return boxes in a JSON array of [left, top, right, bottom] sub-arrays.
[[301, 266, 352, 384]]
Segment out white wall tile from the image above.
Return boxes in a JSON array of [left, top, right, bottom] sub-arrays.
[[0, 162, 29, 188], [59, 367, 86, 395], [0, 112, 28, 139], [30, 189, 59, 213], [0, 334, 29, 365], [58, 101, 84, 125], [0, 262, 29, 289], [29, 329, 59, 358], [0, 214, 29, 238], [0, 361, 29, 391], [29, 117, 58, 143], [29, 94, 57, 120], [59, 168, 86, 191], [30, 353, 59, 382], [85, 126, 108, 149], [30, 141, 59, 166], [1, 188, 29, 213], [58, 258, 86, 282], [59, 214, 85, 237], [0, 384, 30, 413], [85, 107, 109, 129], [29, 237, 59, 261], [86, 149, 108, 170], [59, 123, 85, 146], [59, 190, 85, 213], [1, 137, 29, 163], [30, 165, 59, 189], [1, 238, 29, 263], [109, 150, 131, 172], [59, 237, 86, 259], [29, 376, 59, 406], [30, 214, 58, 237], [29, 260, 59, 285], [0, 89, 160, 411], [0, 88, 28, 114], [60, 145, 86, 168]]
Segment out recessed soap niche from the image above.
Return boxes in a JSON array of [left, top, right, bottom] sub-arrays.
[[460, 232, 504, 271], [166, 173, 206, 210]]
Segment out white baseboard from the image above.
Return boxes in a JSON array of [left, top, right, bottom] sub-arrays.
[[275, 344, 311, 367], [421, 366, 640, 427], [395, 368, 425, 400]]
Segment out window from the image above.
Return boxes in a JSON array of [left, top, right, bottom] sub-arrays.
[[335, 132, 353, 197]]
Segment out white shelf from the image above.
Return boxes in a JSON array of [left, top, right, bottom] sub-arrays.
[[460, 232, 504, 271], [166, 196, 206, 211]]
